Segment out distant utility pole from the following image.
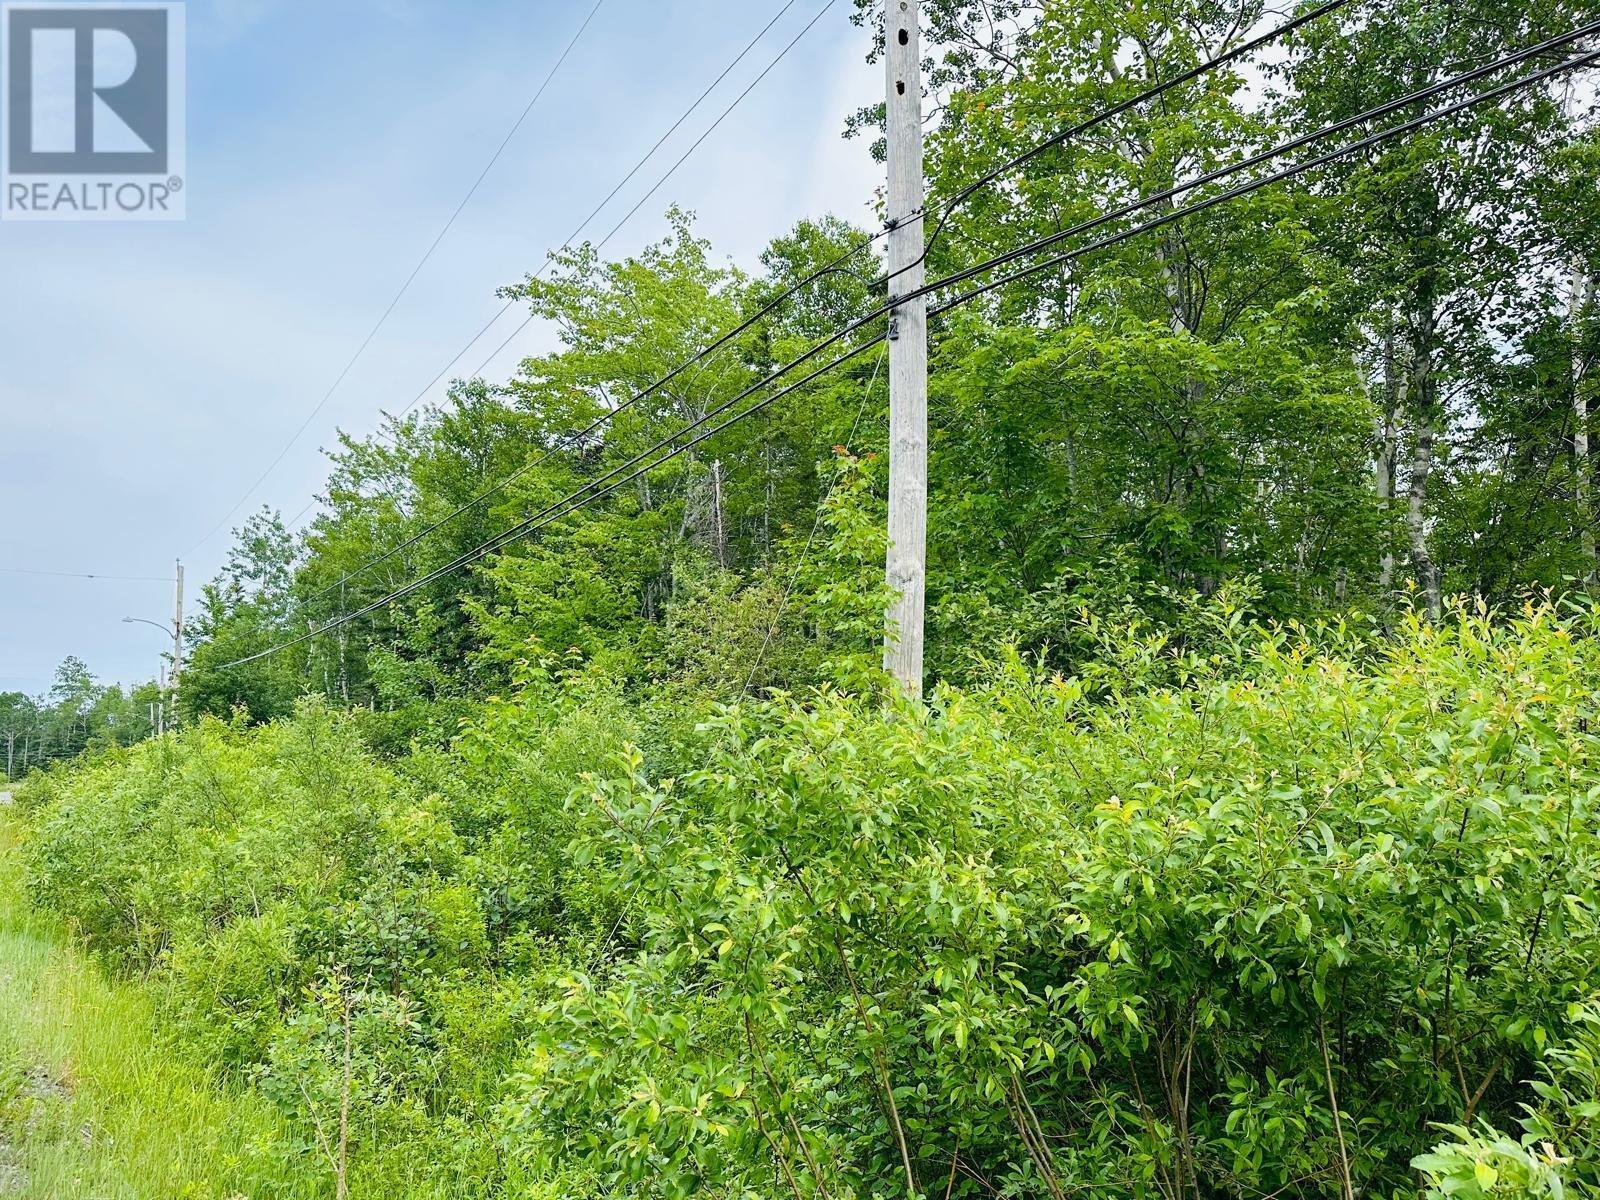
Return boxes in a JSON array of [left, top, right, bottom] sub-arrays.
[[883, 0, 928, 697], [171, 561, 185, 723]]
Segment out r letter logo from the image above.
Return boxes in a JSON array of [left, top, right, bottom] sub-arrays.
[[1, 2, 186, 221]]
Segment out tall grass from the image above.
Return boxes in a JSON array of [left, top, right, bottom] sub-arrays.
[[0, 816, 322, 1199]]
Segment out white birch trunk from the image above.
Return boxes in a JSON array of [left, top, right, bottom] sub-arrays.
[[1572, 268, 1594, 579], [1406, 304, 1442, 621], [1377, 333, 1404, 591]]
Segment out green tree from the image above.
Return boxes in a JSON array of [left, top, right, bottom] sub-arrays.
[[182, 509, 305, 724], [1283, 0, 1592, 613]]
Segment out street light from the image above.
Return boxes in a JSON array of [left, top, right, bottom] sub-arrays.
[[122, 616, 175, 639], [122, 617, 177, 734]]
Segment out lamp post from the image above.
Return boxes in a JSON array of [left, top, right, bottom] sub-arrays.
[[123, 616, 177, 733], [122, 616, 174, 639]]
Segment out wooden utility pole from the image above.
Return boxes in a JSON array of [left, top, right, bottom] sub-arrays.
[[171, 560, 185, 724], [883, 0, 928, 696]]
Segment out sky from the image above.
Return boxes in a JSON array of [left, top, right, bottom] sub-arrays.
[[0, 0, 883, 696]]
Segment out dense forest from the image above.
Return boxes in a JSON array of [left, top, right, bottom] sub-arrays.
[[6, 0, 1600, 1196], [1, 659, 165, 781]]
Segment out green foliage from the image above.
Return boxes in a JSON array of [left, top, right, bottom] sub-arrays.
[[493, 605, 1600, 1199], [2, 660, 167, 782], [18, 604, 1600, 1195], [1415, 1126, 1573, 1200], [15, 701, 511, 1193], [0, 814, 319, 1200], [1416, 1002, 1600, 1199], [1525, 1005, 1600, 1193], [14, 1, 1600, 1195]]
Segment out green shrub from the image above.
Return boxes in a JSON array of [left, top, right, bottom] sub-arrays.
[[507, 605, 1600, 1198], [1417, 1002, 1600, 1199], [16, 607, 1600, 1197], [17, 699, 513, 1190]]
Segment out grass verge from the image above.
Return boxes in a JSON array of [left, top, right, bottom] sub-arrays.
[[0, 813, 320, 1199]]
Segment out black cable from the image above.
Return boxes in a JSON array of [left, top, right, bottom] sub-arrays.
[[221, 336, 887, 667], [543, 17, 1600, 481], [282, 0, 824, 535], [458, 0, 1358, 409], [469, 39, 1600, 588], [926, 44, 1600, 314], [382, 0, 820, 430], [292, 0, 1355, 565], [407, 0, 865, 409], [885, 0, 1362, 289], [186, 0, 608, 557], [449, 40, 1600, 599], [302, 228, 884, 603], [896, 15, 1600, 308], [0, 567, 174, 583], [289, 0, 864, 585], [219, 32, 1595, 669], [297, 0, 865, 601]]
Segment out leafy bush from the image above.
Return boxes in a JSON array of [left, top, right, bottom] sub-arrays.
[[508, 605, 1600, 1198], [17, 700, 513, 1193], [16, 607, 1600, 1196], [1417, 1003, 1600, 1199]]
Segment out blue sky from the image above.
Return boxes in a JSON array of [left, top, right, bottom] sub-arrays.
[[0, 0, 881, 696]]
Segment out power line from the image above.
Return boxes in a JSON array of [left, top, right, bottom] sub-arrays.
[[404, 0, 851, 417], [294, 0, 861, 597], [273, 0, 1355, 542], [455, 41, 1600, 587], [377, 0, 824, 434], [290, 0, 1329, 590], [220, 29, 1596, 670], [531, 20, 1600, 511], [458, 0, 1336, 406], [470, 42, 1599, 579], [0, 567, 174, 583], [221, 336, 887, 668], [466, 0, 1366, 412], [185, 0, 608, 557], [920, 36, 1600, 312], [280, 0, 823, 535], [894, 0, 1362, 285], [300, 243, 880, 603], [234, 42, 1585, 668]]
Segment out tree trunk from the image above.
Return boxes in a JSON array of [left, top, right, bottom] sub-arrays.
[[1160, 225, 1197, 335], [1406, 303, 1443, 621], [1407, 422, 1441, 619], [1377, 332, 1404, 591], [763, 443, 775, 561], [337, 584, 351, 704], [1572, 267, 1595, 580], [710, 459, 730, 570]]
